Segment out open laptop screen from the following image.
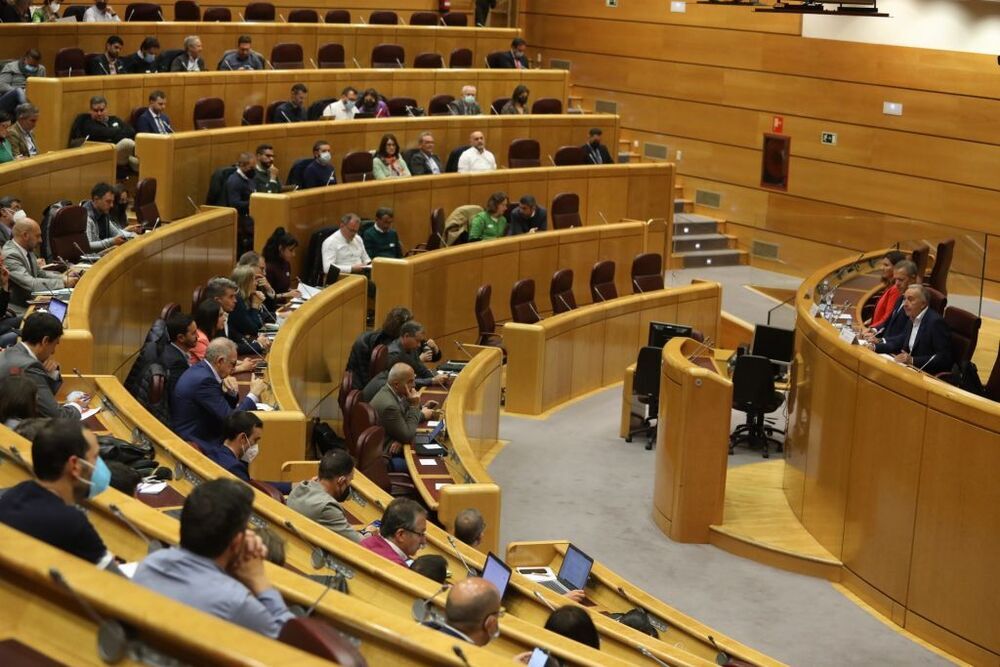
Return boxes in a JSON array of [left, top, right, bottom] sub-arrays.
[[46, 298, 68, 322], [558, 544, 594, 591], [483, 552, 512, 599]]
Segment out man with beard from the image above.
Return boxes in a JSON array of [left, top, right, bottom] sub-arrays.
[[0, 419, 118, 570], [252, 143, 283, 193], [287, 449, 375, 542]]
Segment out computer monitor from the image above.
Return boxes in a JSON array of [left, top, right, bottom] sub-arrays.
[[482, 552, 512, 599], [557, 544, 594, 591], [45, 298, 68, 323], [751, 324, 795, 365], [647, 321, 693, 349]]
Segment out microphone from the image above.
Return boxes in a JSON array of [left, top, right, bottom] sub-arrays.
[[453, 340, 475, 360], [405, 105, 416, 117], [915, 354, 937, 372], [278, 12, 286, 21], [359, 15, 367, 24], [362, 173, 367, 182], [708, 636, 732, 666], [309, 57, 318, 69], [157, 9, 163, 20], [632, 279, 644, 293], [483, 57, 491, 68], [238, 11, 245, 20], [395, 58, 404, 68], [638, 647, 671, 667], [224, 58, 233, 70], [109, 504, 163, 554], [126, 8, 134, 20], [398, 15, 406, 24], [148, 217, 161, 233], [598, 211, 610, 225], [439, 15, 446, 26], [557, 293, 573, 312], [280, 110, 293, 123], [452, 646, 471, 666], [547, 154, 555, 166], [411, 584, 450, 622], [592, 288, 606, 302], [528, 302, 541, 321], [532, 589, 556, 610], [186, 196, 200, 213], [305, 571, 339, 616], [49, 568, 129, 661], [265, 59, 275, 70], [69, 66, 73, 76], [98, 60, 109, 74], [73, 241, 91, 262], [241, 334, 268, 361], [445, 535, 477, 576], [79, 134, 90, 146], [162, 119, 173, 133], [351, 56, 362, 68]]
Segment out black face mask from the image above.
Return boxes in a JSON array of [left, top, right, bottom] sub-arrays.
[[243, 168, 256, 178], [362, 98, 376, 108], [590, 140, 601, 148], [517, 95, 528, 104]]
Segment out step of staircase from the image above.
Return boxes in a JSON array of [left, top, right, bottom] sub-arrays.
[[674, 198, 694, 214], [672, 234, 734, 253], [671, 249, 746, 268], [674, 213, 721, 236]]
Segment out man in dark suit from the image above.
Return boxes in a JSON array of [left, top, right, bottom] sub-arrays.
[[86, 36, 124, 76], [119, 37, 161, 75], [272, 83, 308, 123], [583, 128, 614, 165], [408, 132, 442, 176], [370, 363, 435, 471], [362, 321, 447, 401], [170, 337, 265, 450], [873, 284, 952, 374], [495, 38, 530, 70], [508, 195, 547, 235], [863, 260, 918, 346], [0, 312, 89, 419], [160, 312, 196, 400], [134, 90, 173, 135], [475, 0, 496, 26], [2, 218, 79, 314]]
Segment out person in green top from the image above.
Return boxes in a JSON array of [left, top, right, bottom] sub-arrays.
[[361, 207, 404, 259], [0, 112, 16, 164], [469, 192, 509, 242]]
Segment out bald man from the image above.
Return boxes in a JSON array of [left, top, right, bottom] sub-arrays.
[[431, 577, 502, 646], [2, 218, 78, 314], [457, 131, 496, 173], [369, 362, 435, 472]]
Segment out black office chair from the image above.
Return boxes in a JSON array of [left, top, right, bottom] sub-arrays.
[[626, 346, 661, 450], [729, 354, 785, 458]]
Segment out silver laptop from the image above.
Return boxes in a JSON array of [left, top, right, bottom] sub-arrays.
[[517, 544, 593, 594]]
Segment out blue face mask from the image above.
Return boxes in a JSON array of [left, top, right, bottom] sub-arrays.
[[78, 456, 111, 499], [143, 52, 155, 63], [23, 64, 38, 74]]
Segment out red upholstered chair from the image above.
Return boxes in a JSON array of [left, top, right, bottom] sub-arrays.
[[413, 52, 444, 69], [550, 269, 576, 314], [278, 617, 367, 666], [489, 97, 509, 115], [386, 97, 418, 117], [173, 0, 199, 20], [355, 425, 416, 497], [62, 4, 88, 20], [428, 94, 454, 116], [193, 97, 225, 129], [943, 306, 981, 368], [47, 205, 89, 263], [442, 11, 468, 26], [553, 145, 586, 166], [507, 139, 540, 169], [449, 48, 472, 68], [631, 253, 664, 293], [475, 284, 503, 347], [590, 260, 617, 302], [369, 10, 398, 24], [531, 98, 563, 114], [190, 284, 207, 313], [160, 302, 181, 321], [337, 371, 354, 418], [368, 344, 388, 382], [54, 48, 86, 77], [241, 105, 263, 125], [910, 244, 931, 279], [426, 208, 445, 251], [124, 3, 162, 20], [341, 152, 374, 183], [265, 100, 283, 124], [510, 279, 541, 324], [927, 238, 955, 295], [550, 192, 581, 230], [486, 51, 507, 68], [202, 6, 230, 20], [317, 43, 345, 69], [287, 8, 318, 22], [409, 11, 439, 25], [134, 178, 161, 228], [340, 390, 360, 455], [926, 285, 947, 315], [371, 43, 405, 68], [270, 43, 304, 69], [985, 354, 1000, 402], [324, 8, 349, 23], [243, 1, 274, 21]]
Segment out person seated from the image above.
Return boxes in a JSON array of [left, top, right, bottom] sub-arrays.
[[0, 196, 22, 244], [544, 606, 600, 649], [443, 204, 483, 245], [252, 144, 284, 193], [224, 152, 257, 218], [345, 306, 411, 390], [205, 276, 270, 355], [262, 227, 301, 300], [583, 127, 614, 165], [870, 284, 952, 374], [229, 265, 268, 343], [86, 35, 124, 75], [83, 181, 139, 252], [0, 50, 45, 117], [0, 313, 88, 419], [7, 103, 38, 159], [204, 411, 291, 493], [500, 84, 529, 115], [302, 140, 337, 189], [219, 35, 264, 71], [356, 88, 389, 118], [454, 508, 485, 548], [457, 131, 496, 173], [0, 419, 118, 570], [447, 85, 482, 116], [273, 83, 308, 123], [192, 299, 221, 362], [866, 251, 909, 326], [0, 0, 31, 22], [426, 577, 502, 646], [161, 312, 196, 399], [0, 112, 15, 164], [83, 0, 119, 21], [321, 86, 358, 120], [469, 192, 509, 242], [372, 133, 411, 180], [120, 37, 160, 74], [0, 264, 18, 347], [508, 195, 547, 235], [362, 207, 403, 259], [362, 321, 447, 401], [170, 35, 205, 72], [80, 95, 138, 171], [497, 37, 530, 70], [862, 259, 919, 345], [369, 362, 436, 471], [134, 90, 173, 135], [1, 219, 78, 314], [360, 496, 428, 566], [133, 479, 295, 637], [409, 132, 442, 176], [237, 250, 278, 315], [170, 337, 266, 449], [410, 554, 448, 584], [322, 213, 371, 276], [287, 449, 374, 543], [108, 184, 133, 231], [0, 375, 37, 429]]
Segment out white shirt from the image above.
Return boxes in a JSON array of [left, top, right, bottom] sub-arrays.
[[457, 146, 497, 173], [321, 100, 356, 121], [321, 229, 371, 274], [907, 307, 927, 351], [83, 5, 119, 21]]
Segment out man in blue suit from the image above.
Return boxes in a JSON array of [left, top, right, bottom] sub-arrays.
[[874, 284, 952, 374], [170, 337, 266, 450], [863, 259, 918, 346], [134, 90, 173, 135]]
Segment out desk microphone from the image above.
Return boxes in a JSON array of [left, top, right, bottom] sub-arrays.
[[98, 60, 109, 75], [309, 57, 318, 69], [632, 279, 644, 293], [241, 334, 269, 361], [398, 15, 407, 24], [532, 589, 556, 610], [109, 504, 163, 554], [411, 584, 451, 621], [395, 58, 405, 69], [278, 12, 286, 21], [483, 57, 491, 68], [186, 196, 201, 214], [453, 340, 475, 360], [238, 11, 245, 20], [146, 217, 161, 233], [547, 154, 555, 166], [157, 9, 164, 20], [79, 134, 90, 146], [915, 354, 937, 373], [72, 241, 91, 262], [528, 302, 542, 321], [351, 56, 362, 68], [445, 535, 477, 576], [162, 118, 174, 133], [598, 211, 610, 225], [223, 59, 234, 71], [49, 568, 129, 661], [266, 59, 275, 70], [556, 293, 573, 312], [125, 8, 134, 21], [305, 571, 340, 616], [280, 110, 293, 123], [452, 646, 471, 667], [638, 646, 671, 667], [592, 288, 606, 302], [358, 15, 367, 24], [438, 15, 446, 26]]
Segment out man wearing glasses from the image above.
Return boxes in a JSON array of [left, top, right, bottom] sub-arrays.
[[360, 497, 427, 567]]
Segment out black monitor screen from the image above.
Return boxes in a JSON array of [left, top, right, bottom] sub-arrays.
[[751, 325, 795, 363], [648, 322, 693, 348]]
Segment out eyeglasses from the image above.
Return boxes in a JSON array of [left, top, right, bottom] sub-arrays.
[[403, 527, 427, 538]]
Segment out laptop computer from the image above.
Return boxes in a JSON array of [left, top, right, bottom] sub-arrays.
[[45, 298, 69, 323], [482, 552, 512, 599], [516, 544, 593, 595], [415, 420, 445, 445]]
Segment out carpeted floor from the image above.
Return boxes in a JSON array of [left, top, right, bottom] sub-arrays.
[[488, 267, 954, 666]]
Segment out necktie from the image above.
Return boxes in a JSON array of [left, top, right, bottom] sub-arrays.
[[155, 116, 165, 134]]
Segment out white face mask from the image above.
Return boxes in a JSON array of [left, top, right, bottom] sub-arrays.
[[49, 2, 60, 12], [241, 442, 259, 464], [318, 151, 332, 164], [11, 209, 27, 223]]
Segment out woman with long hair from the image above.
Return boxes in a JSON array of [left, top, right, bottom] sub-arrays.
[[372, 133, 411, 180]]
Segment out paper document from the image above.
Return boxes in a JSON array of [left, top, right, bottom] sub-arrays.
[[419, 458, 438, 466], [138, 481, 167, 495], [118, 562, 139, 578], [79, 407, 102, 420], [434, 482, 449, 490], [422, 443, 444, 452], [297, 282, 321, 300], [254, 403, 274, 411]]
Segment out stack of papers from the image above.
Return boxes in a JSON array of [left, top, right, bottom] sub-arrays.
[[297, 282, 321, 300], [31, 288, 73, 299]]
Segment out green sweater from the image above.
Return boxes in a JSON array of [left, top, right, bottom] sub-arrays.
[[469, 212, 507, 241], [362, 224, 403, 259], [0, 140, 14, 164]]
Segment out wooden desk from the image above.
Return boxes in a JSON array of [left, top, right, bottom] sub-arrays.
[[0, 143, 116, 221], [29, 67, 564, 154], [787, 251, 1000, 664]]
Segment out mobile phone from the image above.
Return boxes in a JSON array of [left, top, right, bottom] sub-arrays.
[[527, 648, 550, 667]]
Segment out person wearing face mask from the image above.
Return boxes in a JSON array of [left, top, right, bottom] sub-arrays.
[[500, 84, 530, 115], [133, 479, 295, 637], [302, 140, 337, 189], [8, 103, 39, 158], [447, 85, 482, 116], [0, 419, 119, 571], [134, 90, 172, 135], [287, 449, 378, 542], [356, 87, 389, 119], [0, 111, 15, 164], [224, 152, 258, 217], [83, 0, 119, 21], [425, 577, 503, 646], [582, 127, 614, 165], [321, 86, 358, 120], [0, 50, 46, 117], [497, 37, 530, 70], [204, 411, 291, 493], [119, 37, 160, 74], [0, 196, 25, 244], [86, 35, 124, 75], [32, 0, 63, 22]]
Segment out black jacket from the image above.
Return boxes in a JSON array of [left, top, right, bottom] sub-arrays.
[[119, 52, 158, 74], [85, 54, 123, 76], [582, 142, 614, 165], [409, 151, 442, 176], [79, 116, 135, 144], [875, 307, 952, 374], [495, 50, 529, 70]]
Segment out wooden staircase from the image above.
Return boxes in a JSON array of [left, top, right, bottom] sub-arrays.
[[672, 183, 747, 268]]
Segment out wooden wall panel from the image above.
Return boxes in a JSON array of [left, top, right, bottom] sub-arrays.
[[0, 144, 116, 222]]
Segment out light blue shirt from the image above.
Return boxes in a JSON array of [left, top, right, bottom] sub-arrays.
[[133, 546, 293, 637]]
